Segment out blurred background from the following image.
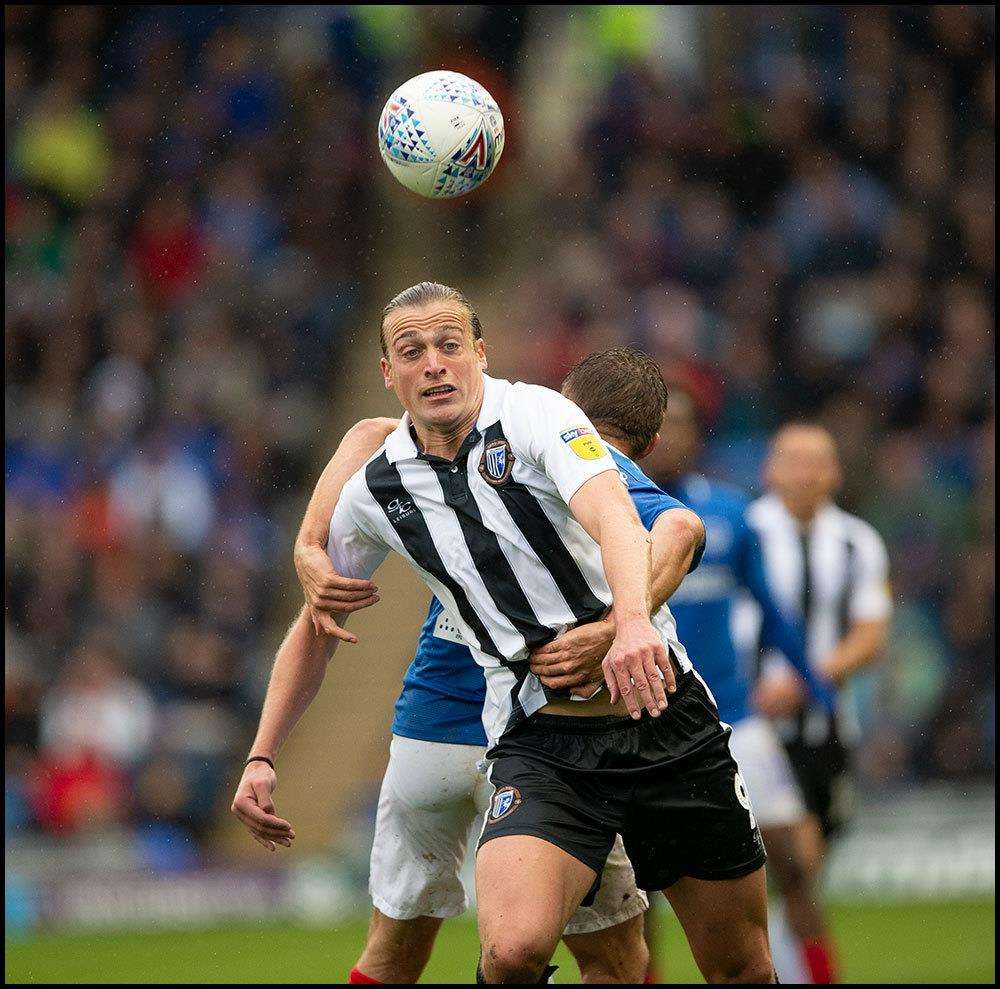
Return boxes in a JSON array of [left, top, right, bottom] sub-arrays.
[[5, 4, 994, 983]]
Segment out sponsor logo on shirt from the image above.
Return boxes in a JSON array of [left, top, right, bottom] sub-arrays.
[[432, 611, 468, 646], [560, 426, 607, 461], [387, 498, 415, 523]]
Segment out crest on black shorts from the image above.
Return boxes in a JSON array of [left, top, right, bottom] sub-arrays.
[[479, 439, 515, 486], [489, 786, 522, 821]]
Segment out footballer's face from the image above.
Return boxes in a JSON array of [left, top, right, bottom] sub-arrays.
[[765, 425, 842, 521], [381, 301, 487, 436]]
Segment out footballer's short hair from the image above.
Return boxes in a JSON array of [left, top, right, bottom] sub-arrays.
[[561, 347, 669, 457], [380, 281, 484, 357]]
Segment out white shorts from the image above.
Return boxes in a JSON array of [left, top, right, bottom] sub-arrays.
[[369, 735, 648, 935], [727, 715, 805, 830]]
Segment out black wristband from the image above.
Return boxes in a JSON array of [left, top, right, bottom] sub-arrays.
[[244, 755, 275, 771]]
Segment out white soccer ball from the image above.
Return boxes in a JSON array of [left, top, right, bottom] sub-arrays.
[[377, 70, 505, 199]]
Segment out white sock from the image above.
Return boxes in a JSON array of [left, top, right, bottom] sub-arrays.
[[769, 898, 810, 984]]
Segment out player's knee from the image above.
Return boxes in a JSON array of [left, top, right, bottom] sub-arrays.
[[704, 948, 775, 984], [481, 936, 551, 983]]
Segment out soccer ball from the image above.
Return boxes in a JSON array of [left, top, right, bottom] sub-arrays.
[[377, 70, 505, 199]]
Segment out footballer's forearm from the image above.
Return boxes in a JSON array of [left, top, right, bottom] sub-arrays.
[[247, 607, 344, 761], [821, 619, 889, 684], [295, 418, 399, 554], [649, 509, 705, 611], [570, 471, 653, 623]]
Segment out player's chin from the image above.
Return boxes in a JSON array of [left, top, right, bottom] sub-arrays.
[[421, 396, 463, 423]]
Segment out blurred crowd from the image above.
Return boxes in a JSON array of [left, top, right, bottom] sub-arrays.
[[5, 5, 386, 856], [4, 5, 995, 863], [508, 6, 995, 785]]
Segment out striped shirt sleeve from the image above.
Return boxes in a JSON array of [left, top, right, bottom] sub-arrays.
[[849, 521, 893, 622], [508, 383, 619, 505], [326, 474, 389, 581]]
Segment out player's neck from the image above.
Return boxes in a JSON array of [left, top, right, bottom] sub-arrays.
[[412, 402, 484, 461], [780, 496, 824, 527]]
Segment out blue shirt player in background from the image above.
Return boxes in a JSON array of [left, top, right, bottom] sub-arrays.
[[292, 349, 708, 986], [640, 384, 841, 985]]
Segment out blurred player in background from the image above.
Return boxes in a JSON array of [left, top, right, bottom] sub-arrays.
[[643, 389, 840, 984], [749, 424, 892, 972], [282, 348, 705, 984]]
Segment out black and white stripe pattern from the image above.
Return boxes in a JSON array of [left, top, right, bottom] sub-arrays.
[[748, 494, 891, 745], [329, 376, 694, 744]]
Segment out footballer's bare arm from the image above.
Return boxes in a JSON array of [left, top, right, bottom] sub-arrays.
[[231, 606, 345, 850], [529, 508, 703, 693], [294, 418, 399, 639], [568, 469, 670, 719]]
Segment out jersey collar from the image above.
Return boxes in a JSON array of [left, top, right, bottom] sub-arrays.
[[383, 374, 507, 464]]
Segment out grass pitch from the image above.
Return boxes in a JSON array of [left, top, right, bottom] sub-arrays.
[[5, 898, 995, 983]]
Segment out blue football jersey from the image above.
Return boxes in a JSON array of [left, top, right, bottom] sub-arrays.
[[390, 447, 694, 745], [663, 474, 827, 725]]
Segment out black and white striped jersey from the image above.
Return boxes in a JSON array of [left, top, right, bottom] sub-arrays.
[[747, 494, 892, 746], [327, 374, 693, 745]]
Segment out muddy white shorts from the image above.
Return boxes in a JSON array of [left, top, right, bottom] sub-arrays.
[[727, 715, 805, 829], [368, 735, 648, 934]]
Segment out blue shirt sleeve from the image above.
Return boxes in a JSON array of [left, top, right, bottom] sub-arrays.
[[610, 450, 705, 572], [738, 517, 834, 710]]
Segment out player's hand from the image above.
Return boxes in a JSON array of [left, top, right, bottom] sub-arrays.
[[294, 542, 379, 642], [602, 616, 674, 719], [529, 619, 615, 690], [753, 672, 806, 718], [231, 762, 295, 852]]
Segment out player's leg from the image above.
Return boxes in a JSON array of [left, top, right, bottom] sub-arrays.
[[762, 826, 828, 959], [643, 903, 663, 983], [663, 867, 774, 984], [353, 911, 442, 984], [475, 744, 619, 983], [356, 735, 485, 983], [476, 834, 598, 983], [563, 912, 648, 984], [729, 715, 837, 982], [621, 675, 773, 984], [561, 836, 650, 984], [782, 730, 854, 983]]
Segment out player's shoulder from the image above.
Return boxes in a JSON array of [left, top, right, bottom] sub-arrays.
[[745, 492, 783, 528], [505, 379, 575, 417], [340, 442, 395, 505], [829, 504, 888, 554], [609, 447, 647, 483], [498, 378, 595, 452]]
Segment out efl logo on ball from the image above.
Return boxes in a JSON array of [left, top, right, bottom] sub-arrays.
[[378, 70, 505, 199]]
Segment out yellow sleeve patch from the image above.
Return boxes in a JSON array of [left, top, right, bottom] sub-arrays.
[[568, 435, 607, 460]]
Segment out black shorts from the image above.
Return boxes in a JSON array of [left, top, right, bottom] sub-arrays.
[[783, 729, 854, 840], [478, 671, 766, 898]]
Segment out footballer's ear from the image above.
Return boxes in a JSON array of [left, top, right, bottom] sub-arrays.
[[380, 356, 393, 389], [475, 337, 487, 370], [635, 432, 660, 462]]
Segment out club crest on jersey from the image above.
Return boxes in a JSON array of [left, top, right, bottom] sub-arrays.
[[489, 786, 521, 822], [479, 439, 515, 485], [560, 426, 606, 461]]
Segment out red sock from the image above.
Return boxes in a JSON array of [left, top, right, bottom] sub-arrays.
[[347, 968, 383, 985], [802, 937, 838, 984]]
